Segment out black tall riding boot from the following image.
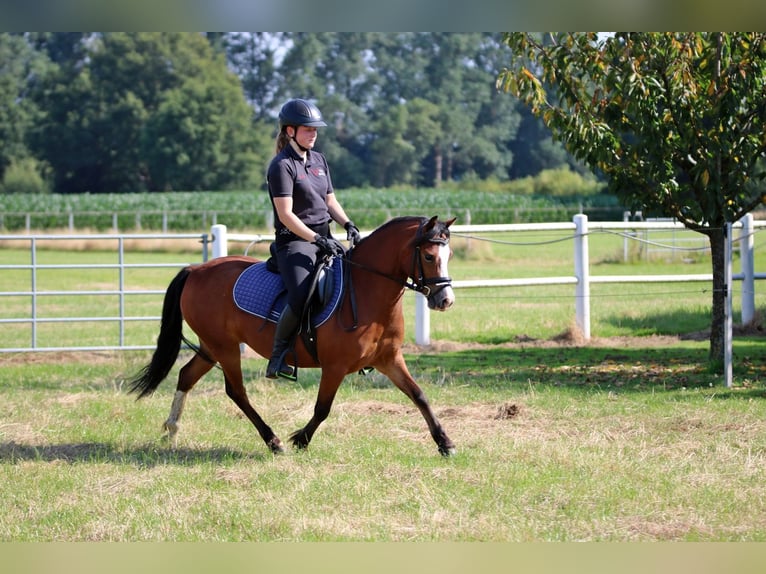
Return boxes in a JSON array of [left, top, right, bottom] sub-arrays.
[[265, 304, 301, 379]]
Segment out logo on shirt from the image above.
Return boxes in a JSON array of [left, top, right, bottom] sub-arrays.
[[310, 168, 326, 177]]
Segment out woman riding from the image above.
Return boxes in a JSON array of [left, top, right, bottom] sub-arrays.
[[265, 98, 361, 379]]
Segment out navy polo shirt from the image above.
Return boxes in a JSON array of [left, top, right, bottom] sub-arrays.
[[267, 145, 334, 232]]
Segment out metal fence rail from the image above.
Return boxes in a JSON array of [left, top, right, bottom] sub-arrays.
[[0, 232, 210, 352]]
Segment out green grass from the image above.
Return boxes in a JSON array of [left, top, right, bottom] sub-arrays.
[[1, 343, 765, 541], [0, 189, 620, 231]]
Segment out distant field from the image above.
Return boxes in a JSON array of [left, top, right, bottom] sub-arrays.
[[0, 188, 623, 231]]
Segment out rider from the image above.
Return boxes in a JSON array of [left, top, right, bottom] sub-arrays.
[[265, 98, 361, 379]]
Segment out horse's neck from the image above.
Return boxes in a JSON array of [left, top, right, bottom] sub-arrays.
[[353, 235, 407, 280], [357, 219, 421, 272], [349, 229, 413, 300]]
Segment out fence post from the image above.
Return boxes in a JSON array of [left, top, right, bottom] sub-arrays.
[[415, 294, 430, 346], [574, 214, 591, 340], [463, 209, 472, 253], [623, 211, 629, 262], [211, 224, 228, 258], [740, 213, 755, 325]]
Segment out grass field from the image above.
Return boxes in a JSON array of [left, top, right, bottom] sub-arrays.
[[1, 339, 766, 542], [1, 225, 766, 542]]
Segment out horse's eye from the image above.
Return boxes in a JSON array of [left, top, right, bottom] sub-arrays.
[[424, 253, 435, 263]]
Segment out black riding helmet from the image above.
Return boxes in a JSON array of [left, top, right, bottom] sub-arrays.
[[278, 98, 327, 128]]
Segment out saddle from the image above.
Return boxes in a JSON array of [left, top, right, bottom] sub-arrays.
[[232, 244, 344, 365]]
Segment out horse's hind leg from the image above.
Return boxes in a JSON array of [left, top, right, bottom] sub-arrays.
[[163, 390, 187, 444], [378, 353, 456, 457], [290, 369, 344, 450], [218, 349, 284, 454], [163, 352, 215, 445]]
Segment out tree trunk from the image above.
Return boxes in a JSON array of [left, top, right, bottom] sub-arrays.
[[707, 227, 726, 369], [433, 146, 443, 188]]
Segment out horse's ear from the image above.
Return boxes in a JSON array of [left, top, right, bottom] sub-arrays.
[[445, 217, 456, 228], [425, 215, 439, 232]]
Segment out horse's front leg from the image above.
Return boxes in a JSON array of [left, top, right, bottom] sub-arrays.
[[290, 369, 344, 450], [378, 353, 456, 457]]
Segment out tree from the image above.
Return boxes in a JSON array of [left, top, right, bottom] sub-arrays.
[[0, 34, 50, 181], [508, 110, 574, 178], [367, 98, 439, 187], [31, 32, 264, 193], [273, 32, 331, 103], [363, 33, 522, 187], [9, 33, 590, 193], [219, 32, 285, 121], [498, 32, 766, 366], [142, 75, 264, 191]]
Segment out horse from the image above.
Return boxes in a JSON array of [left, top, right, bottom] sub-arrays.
[[128, 215, 457, 456]]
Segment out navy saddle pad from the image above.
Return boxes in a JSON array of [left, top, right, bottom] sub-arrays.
[[232, 259, 344, 327]]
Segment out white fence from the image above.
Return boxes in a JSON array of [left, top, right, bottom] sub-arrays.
[[1, 217, 763, 373], [212, 214, 765, 343]]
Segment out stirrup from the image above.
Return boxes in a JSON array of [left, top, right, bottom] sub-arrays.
[[266, 349, 297, 381], [276, 363, 297, 381]]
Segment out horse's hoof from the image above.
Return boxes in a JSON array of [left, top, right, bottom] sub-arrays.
[[291, 440, 309, 451], [438, 445, 456, 457], [268, 438, 285, 454], [161, 423, 178, 448], [289, 429, 310, 450], [161, 437, 178, 451]]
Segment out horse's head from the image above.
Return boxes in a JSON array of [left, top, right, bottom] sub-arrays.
[[410, 216, 456, 311]]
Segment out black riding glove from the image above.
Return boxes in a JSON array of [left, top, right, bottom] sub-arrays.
[[344, 221, 361, 246], [313, 235, 345, 257]]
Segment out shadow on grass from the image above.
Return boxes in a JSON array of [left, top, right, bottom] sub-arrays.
[[601, 308, 713, 336], [0, 440, 270, 466], [404, 338, 766, 397]]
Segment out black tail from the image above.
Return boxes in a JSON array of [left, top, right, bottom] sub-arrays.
[[129, 267, 191, 399]]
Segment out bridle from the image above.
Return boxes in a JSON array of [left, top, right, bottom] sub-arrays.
[[343, 218, 453, 298], [405, 234, 453, 298]]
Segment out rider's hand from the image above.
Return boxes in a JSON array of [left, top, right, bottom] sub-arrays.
[[344, 221, 361, 246], [313, 235, 345, 257]]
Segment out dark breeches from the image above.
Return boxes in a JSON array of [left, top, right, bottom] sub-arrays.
[[275, 239, 320, 311]]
